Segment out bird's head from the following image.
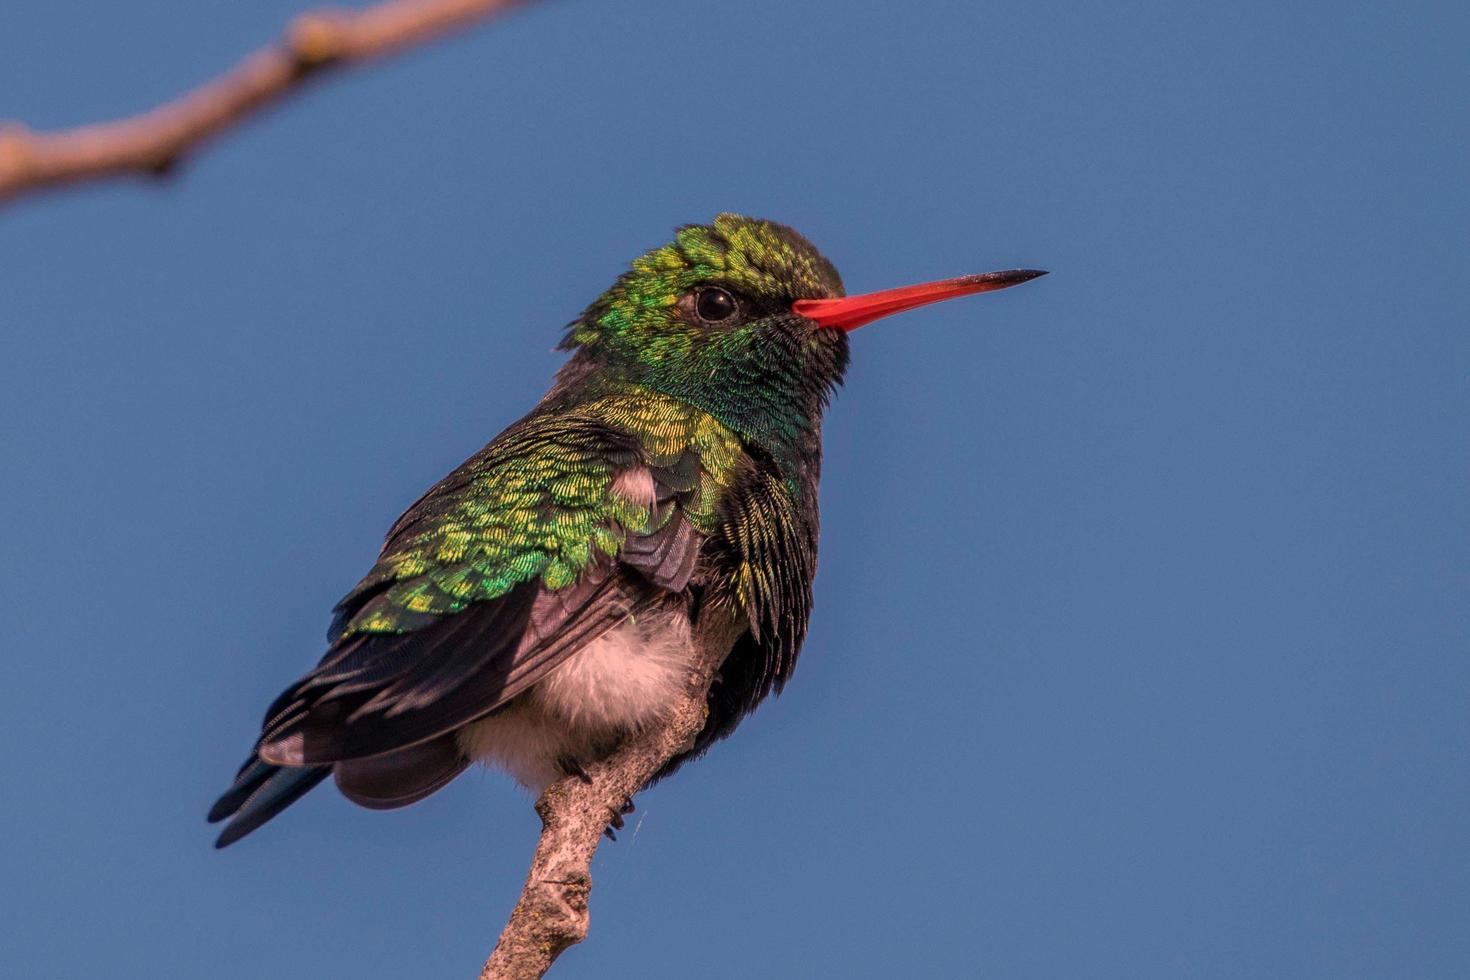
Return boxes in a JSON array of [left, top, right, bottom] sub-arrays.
[[556, 213, 1044, 456]]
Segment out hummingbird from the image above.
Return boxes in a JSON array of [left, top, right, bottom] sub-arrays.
[[209, 213, 1044, 847]]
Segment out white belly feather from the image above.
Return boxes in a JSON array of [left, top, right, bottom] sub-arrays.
[[457, 607, 693, 794]]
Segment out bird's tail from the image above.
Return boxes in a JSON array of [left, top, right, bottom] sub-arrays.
[[208, 757, 330, 848]]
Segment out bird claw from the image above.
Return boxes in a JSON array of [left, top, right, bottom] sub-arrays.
[[557, 756, 593, 784], [602, 797, 636, 841]]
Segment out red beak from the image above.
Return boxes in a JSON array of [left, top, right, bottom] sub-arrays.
[[792, 268, 1047, 332]]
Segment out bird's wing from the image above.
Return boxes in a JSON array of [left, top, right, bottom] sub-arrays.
[[245, 408, 707, 768], [209, 398, 746, 845]]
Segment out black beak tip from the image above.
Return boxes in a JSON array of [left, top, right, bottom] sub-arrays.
[[967, 268, 1048, 289]]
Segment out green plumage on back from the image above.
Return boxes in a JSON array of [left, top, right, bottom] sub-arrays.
[[335, 393, 746, 637]]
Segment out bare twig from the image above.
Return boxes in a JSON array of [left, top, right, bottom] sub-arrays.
[[0, 0, 528, 208], [480, 607, 746, 980]]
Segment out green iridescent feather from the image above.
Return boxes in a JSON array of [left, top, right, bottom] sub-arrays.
[[335, 392, 746, 637]]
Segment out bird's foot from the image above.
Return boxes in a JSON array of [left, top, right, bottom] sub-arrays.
[[603, 797, 636, 841], [557, 756, 593, 784]]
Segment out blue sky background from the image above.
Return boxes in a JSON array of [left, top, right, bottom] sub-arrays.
[[2, 1, 1466, 977]]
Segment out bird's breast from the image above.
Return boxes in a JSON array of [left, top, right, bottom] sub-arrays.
[[532, 604, 693, 731], [457, 605, 694, 793]]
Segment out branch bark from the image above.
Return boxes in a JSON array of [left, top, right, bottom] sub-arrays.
[[0, 0, 528, 208], [480, 607, 745, 980]]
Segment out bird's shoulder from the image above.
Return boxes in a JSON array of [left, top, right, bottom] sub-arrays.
[[332, 391, 747, 637]]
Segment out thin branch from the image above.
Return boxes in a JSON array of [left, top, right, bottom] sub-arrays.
[[480, 607, 746, 980], [0, 0, 528, 208]]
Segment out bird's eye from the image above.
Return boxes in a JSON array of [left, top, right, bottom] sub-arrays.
[[694, 287, 738, 324]]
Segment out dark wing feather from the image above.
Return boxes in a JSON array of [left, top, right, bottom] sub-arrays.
[[257, 583, 539, 765], [257, 513, 700, 766]]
